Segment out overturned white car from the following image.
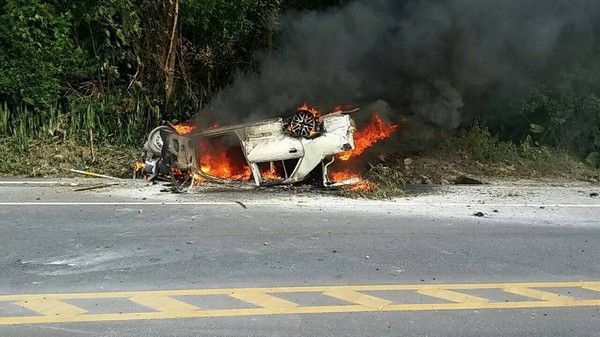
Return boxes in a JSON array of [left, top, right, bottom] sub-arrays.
[[141, 105, 359, 190]]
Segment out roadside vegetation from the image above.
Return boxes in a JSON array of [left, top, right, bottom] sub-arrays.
[[343, 124, 599, 199], [0, 0, 599, 194]]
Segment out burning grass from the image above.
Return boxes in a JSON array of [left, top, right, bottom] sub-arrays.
[[338, 164, 406, 199]]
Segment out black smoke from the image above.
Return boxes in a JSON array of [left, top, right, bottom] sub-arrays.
[[204, 0, 600, 139]]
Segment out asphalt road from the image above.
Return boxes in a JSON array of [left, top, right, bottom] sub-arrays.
[[0, 180, 599, 336]]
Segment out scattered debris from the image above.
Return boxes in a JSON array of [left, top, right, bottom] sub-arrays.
[[389, 269, 404, 276], [365, 255, 370, 259], [455, 176, 484, 185], [70, 169, 121, 180], [264, 242, 269, 246], [235, 201, 248, 209], [473, 211, 485, 217], [590, 192, 599, 198], [493, 209, 499, 213], [74, 183, 119, 192]]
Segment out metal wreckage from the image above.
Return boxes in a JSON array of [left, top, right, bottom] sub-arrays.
[[137, 104, 401, 191]]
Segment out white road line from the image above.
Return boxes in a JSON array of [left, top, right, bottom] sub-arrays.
[[0, 201, 598, 207], [0, 181, 75, 185]]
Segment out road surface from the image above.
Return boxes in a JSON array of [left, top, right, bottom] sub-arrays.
[[0, 179, 599, 336]]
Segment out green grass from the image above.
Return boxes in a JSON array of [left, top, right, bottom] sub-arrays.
[[0, 137, 140, 178], [455, 122, 598, 179], [458, 123, 520, 163], [0, 98, 154, 150]]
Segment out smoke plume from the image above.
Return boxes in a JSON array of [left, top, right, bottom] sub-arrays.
[[205, 0, 600, 136]]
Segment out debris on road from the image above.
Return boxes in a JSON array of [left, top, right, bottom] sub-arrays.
[[590, 192, 598, 198], [74, 184, 119, 192], [70, 169, 122, 180], [473, 211, 485, 217], [455, 176, 484, 185]]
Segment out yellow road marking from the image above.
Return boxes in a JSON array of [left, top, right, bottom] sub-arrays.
[[16, 299, 87, 317], [2, 300, 600, 326], [129, 296, 200, 313], [0, 281, 599, 325], [324, 290, 392, 309], [417, 289, 489, 303], [582, 284, 600, 293], [1, 281, 598, 302], [503, 287, 575, 301], [229, 291, 299, 310]]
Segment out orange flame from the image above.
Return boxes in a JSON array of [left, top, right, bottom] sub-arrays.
[[261, 167, 282, 181], [331, 103, 354, 113], [133, 161, 145, 171], [338, 114, 404, 161], [172, 123, 196, 135], [165, 123, 285, 185], [329, 170, 374, 192], [330, 170, 361, 181], [298, 103, 319, 118], [198, 143, 252, 181], [351, 180, 374, 192]]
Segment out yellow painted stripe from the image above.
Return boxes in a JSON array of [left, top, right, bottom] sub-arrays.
[[323, 290, 392, 309], [582, 284, 600, 293], [1, 281, 599, 302], [504, 287, 575, 301], [417, 289, 489, 303], [129, 296, 200, 313], [17, 299, 87, 317], [229, 291, 299, 310], [1, 281, 600, 325], [1, 299, 600, 325]]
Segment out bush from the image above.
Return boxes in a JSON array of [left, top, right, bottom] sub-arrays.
[[0, 0, 91, 108]]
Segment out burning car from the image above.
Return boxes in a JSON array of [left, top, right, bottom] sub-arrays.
[[141, 105, 358, 190], [139, 104, 401, 191]]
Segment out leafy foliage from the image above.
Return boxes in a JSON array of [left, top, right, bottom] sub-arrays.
[[0, 0, 287, 144], [0, 0, 90, 107], [0, 0, 598, 175]]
